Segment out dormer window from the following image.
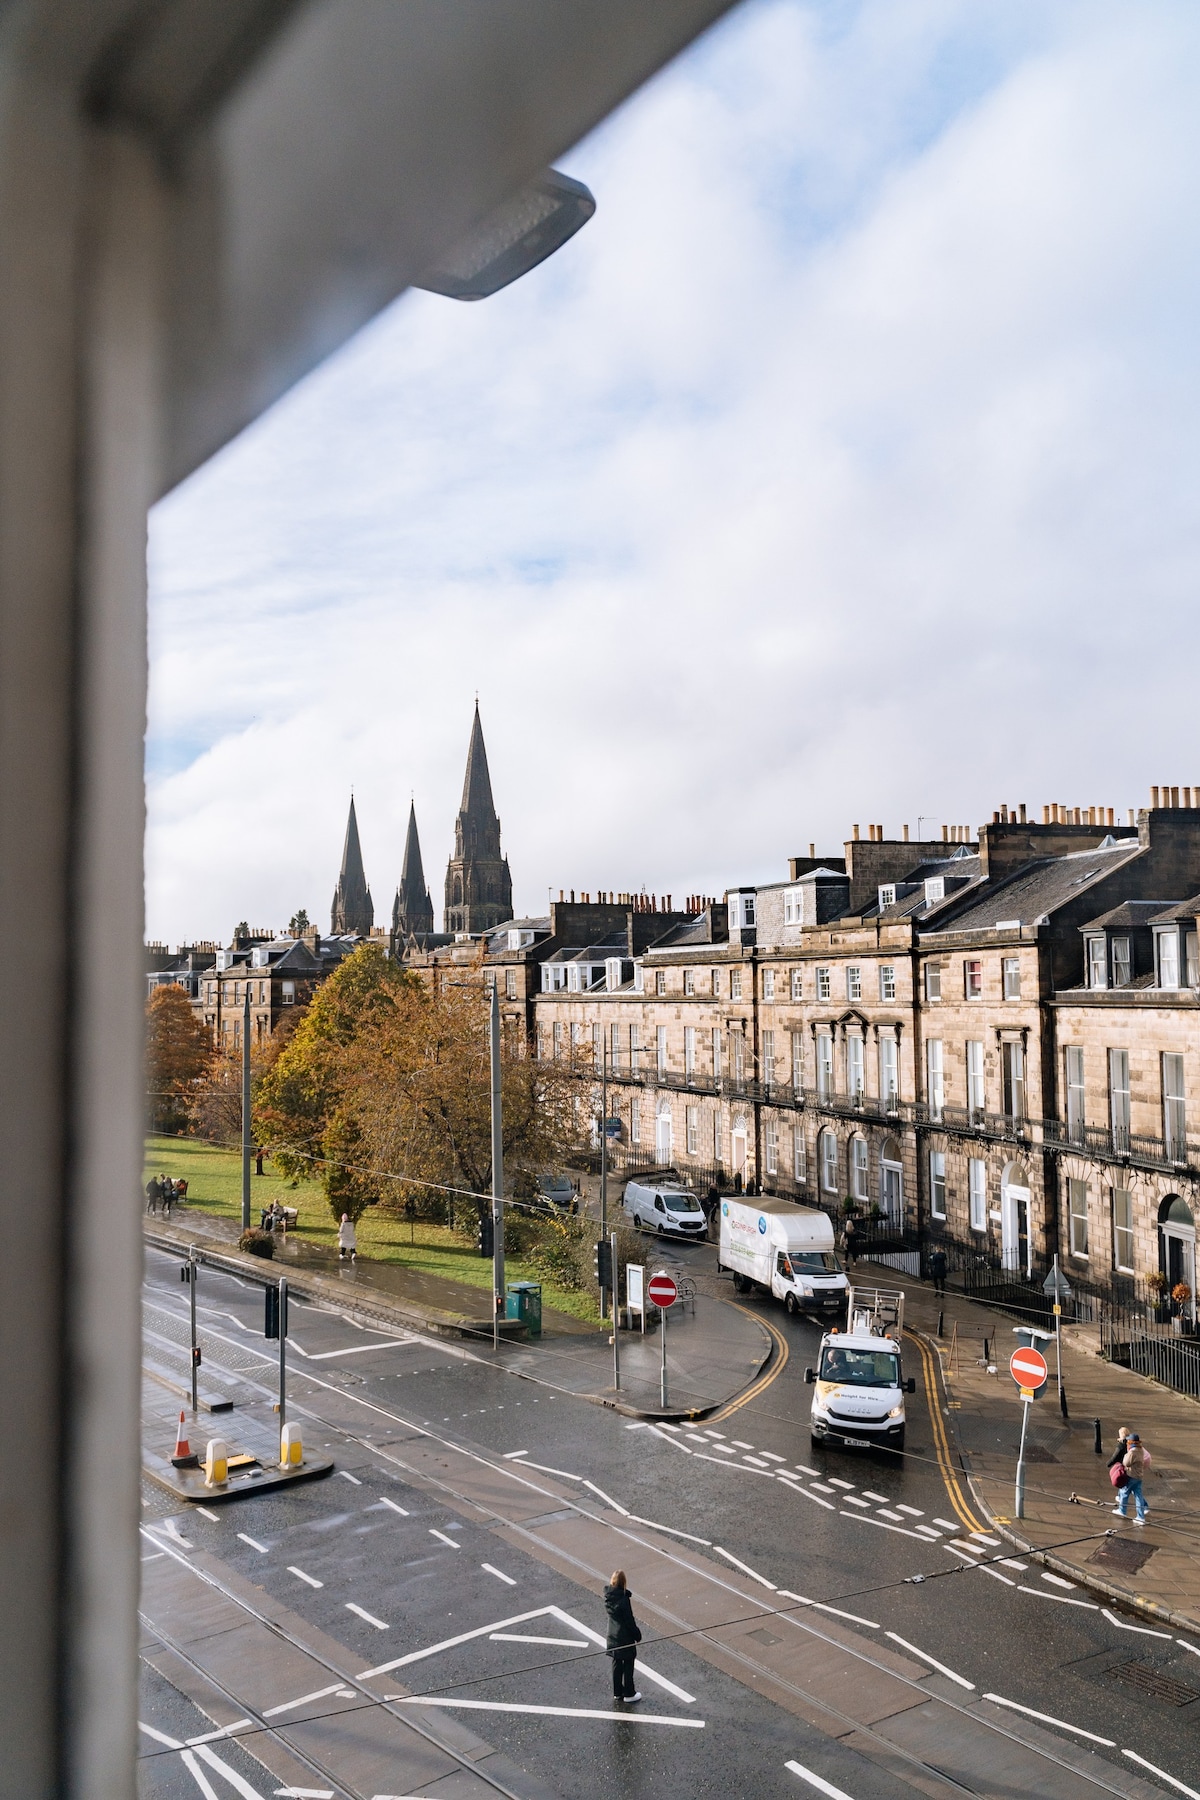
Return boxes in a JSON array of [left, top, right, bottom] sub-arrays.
[[606, 958, 624, 991], [924, 877, 945, 904], [783, 888, 802, 925], [878, 884, 896, 910], [1158, 928, 1181, 990], [1086, 936, 1107, 990], [1111, 937, 1131, 987]]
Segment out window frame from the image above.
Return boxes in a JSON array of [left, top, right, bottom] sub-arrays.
[[1112, 1186, 1134, 1273], [764, 1117, 778, 1176], [966, 1039, 984, 1119], [926, 1038, 944, 1121], [792, 1125, 806, 1182], [851, 1134, 868, 1200], [1163, 1051, 1186, 1158], [763, 968, 775, 1001], [730, 968, 743, 1001], [879, 964, 896, 1002], [819, 1129, 838, 1193], [964, 958, 983, 1000], [1068, 1177, 1089, 1258], [968, 1158, 987, 1232], [929, 1149, 946, 1220], [1065, 1045, 1085, 1143], [1002, 956, 1020, 1000], [925, 963, 942, 1002], [815, 966, 831, 1001], [1108, 1047, 1130, 1149], [684, 966, 695, 997], [846, 965, 862, 1002], [790, 968, 803, 1001]]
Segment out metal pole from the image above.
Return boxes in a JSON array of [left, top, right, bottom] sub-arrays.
[[241, 987, 251, 1232], [278, 1277, 287, 1433], [660, 1292, 668, 1410], [189, 1247, 198, 1415], [490, 979, 504, 1351], [1052, 1254, 1067, 1418], [612, 1230, 620, 1392], [600, 1035, 608, 1317], [1015, 1394, 1030, 1519]]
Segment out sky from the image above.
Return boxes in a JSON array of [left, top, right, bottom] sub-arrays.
[[146, 0, 1200, 945]]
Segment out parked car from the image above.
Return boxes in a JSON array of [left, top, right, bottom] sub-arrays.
[[535, 1173, 579, 1215]]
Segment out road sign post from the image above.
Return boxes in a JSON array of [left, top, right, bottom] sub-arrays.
[[1043, 1257, 1072, 1419], [647, 1271, 678, 1410], [611, 1231, 620, 1392], [187, 1247, 197, 1413], [1009, 1344, 1048, 1520]]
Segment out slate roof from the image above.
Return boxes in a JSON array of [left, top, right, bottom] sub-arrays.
[[922, 839, 1142, 934], [1078, 900, 1174, 932]]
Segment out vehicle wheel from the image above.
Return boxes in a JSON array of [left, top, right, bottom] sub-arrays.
[[810, 1435, 823, 1451], [892, 1430, 905, 1456], [656, 1223, 663, 1236], [732, 1272, 745, 1293], [785, 1293, 799, 1318]]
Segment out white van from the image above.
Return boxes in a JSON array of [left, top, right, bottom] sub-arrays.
[[623, 1178, 708, 1240], [805, 1286, 915, 1453], [717, 1197, 848, 1320]]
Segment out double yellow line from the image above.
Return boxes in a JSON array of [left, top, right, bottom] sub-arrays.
[[910, 1330, 981, 1533], [708, 1305, 789, 1422]]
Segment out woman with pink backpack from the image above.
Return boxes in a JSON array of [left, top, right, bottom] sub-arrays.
[[1113, 1430, 1151, 1523]]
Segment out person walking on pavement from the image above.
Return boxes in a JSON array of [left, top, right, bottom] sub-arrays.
[[843, 1213, 858, 1269], [145, 1175, 160, 1215], [1107, 1425, 1131, 1499], [337, 1212, 357, 1261], [604, 1569, 642, 1704], [929, 1246, 947, 1295], [1115, 1432, 1150, 1523]]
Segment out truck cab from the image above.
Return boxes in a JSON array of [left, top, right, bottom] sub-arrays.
[[805, 1287, 915, 1453], [718, 1196, 847, 1318], [767, 1245, 847, 1319]]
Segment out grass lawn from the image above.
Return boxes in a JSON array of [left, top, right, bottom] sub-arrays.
[[144, 1135, 600, 1322]]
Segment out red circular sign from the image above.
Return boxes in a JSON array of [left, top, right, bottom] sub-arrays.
[[1009, 1347, 1048, 1390], [647, 1272, 678, 1308]]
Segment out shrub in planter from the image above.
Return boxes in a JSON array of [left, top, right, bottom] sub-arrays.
[[239, 1227, 274, 1258]]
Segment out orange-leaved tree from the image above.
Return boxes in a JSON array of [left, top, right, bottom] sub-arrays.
[[145, 985, 211, 1131]]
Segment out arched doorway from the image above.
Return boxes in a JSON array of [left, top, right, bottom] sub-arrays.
[[1159, 1195, 1196, 1323], [880, 1137, 903, 1223], [1001, 1161, 1031, 1275], [655, 1100, 673, 1166]]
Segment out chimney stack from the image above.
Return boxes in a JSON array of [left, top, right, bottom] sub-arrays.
[[852, 824, 860, 841]]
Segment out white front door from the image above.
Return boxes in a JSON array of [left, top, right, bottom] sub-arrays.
[[656, 1107, 672, 1165], [881, 1162, 902, 1223], [731, 1127, 747, 1177], [1002, 1184, 1031, 1274]]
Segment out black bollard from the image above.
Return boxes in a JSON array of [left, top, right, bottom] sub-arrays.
[[1060, 1384, 1069, 1421], [982, 1335, 989, 1364], [937, 1309, 944, 1339], [1094, 1417, 1102, 1455]]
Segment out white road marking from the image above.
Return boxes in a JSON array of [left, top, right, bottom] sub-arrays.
[[809, 1483, 835, 1494], [263, 1685, 353, 1719], [181, 1749, 224, 1799], [482, 1563, 517, 1585], [625, 1513, 714, 1546], [648, 1426, 692, 1454], [840, 1513, 928, 1542], [947, 1541, 983, 1558], [777, 1590, 879, 1630], [287, 1567, 323, 1589], [191, 1744, 264, 1799], [714, 1546, 776, 1589], [489, 1633, 589, 1647], [785, 1759, 857, 1800], [293, 1340, 412, 1360], [933, 1518, 958, 1531], [429, 1528, 459, 1548], [970, 1533, 1001, 1546], [861, 1491, 890, 1504], [338, 1471, 363, 1486], [708, 1443, 737, 1456], [273, 1789, 334, 1797], [998, 1558, 1028, 1571], [703, 1430, 726, 1439], [742, 1456, 771, 1468], [983, 1693, 1114, 1746], [826, 1478, 854, 1490], [875, 1509, 903, 1522], [139, 1721, 182, 1747], [195, 1507, 220, 1522], [695, 1452, 774, 1478], [141, 1552, 166, 1562], [895, 1504, 924, 1517], [503, 1450, 528, 1458], [508, 1458, 583, 1480], [1101, 1607, 1172, 1637], [884, 1632, 974, 1690], [792, 1465, 819, 1477], [913, 1526, 942, 1540], [346, 1603, 389, 1629], [841, 1496, 870, 1509], [1016, 1588, 1098, 1609], [732, 1440, 754, 1449], [760, 1451, 786, 1463], [685, 1434, 707, 1444], [582, 1480, 629, 1513], [237, 1533, 269, 1555], [1040, 1572, 1075, 1590], [779, 1479, 835, 1511], [376, 1496, 409, 1516], [390, 1696, 703, 1727], [1178, 1639, 1200, 1657], [155, 1519, 193, 1549], [981, 1568, 1015, 1586], [624, 1422, 647, 1430], [1123, 1750, 1200, 1799]]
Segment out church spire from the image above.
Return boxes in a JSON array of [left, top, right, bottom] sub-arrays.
[[330, 795, 374, 935], [444, 705, 513, 936], [390, 800, 434, 951]]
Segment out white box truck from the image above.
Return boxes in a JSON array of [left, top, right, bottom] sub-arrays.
[[717, 1196, 848, 1320], [805, 1285, 915, 1453]]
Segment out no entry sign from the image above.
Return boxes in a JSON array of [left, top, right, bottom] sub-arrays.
[[1009, 1346, 1048, 1394], [647, 1271, 678, 1309]]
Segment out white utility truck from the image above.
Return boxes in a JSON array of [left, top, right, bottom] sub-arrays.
[[805, 1286, 915, 1453], [717, 1196, 848, 1320], [623, 1176, 709, 1240]]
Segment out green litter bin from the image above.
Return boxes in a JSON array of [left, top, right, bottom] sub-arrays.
[[505, 1280, 542, 1339]]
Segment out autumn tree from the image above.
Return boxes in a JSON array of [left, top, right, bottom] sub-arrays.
[[255, 944, 581, 1227], [145, 986, 211, 1132]]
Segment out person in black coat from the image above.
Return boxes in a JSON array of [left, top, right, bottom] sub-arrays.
[[604, 1569, 642, 1704]]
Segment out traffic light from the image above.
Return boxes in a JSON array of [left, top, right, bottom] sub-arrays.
[[477, 1212, 494, 1258], [264, 1283, 288, 1339], [594, 1239, 613, 1291]]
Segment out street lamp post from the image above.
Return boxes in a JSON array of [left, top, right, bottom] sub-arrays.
[[490, 978, 504, 1351], [599, 1032, 609, 1315], [241, 988, 251, 1232]]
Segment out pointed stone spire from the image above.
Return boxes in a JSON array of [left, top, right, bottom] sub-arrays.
[[390, 801, 434, 952], [330, 795, 374, 935], [444, 705, 513, 935]]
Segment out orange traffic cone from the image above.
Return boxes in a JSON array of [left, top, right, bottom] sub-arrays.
[[171, 1410, 198, 1469]]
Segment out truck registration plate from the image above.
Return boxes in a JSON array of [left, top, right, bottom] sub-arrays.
[[841, 1437, 871, 1448]]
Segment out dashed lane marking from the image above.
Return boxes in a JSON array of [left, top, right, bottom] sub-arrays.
[[714, 1546, 776, 1589], [1041, 1573, 1076, 1590], [237, 1533, 269, 1555], [825, 1478, 854, 1490], [346, 1603, 389, 1629], [895, 1504, 924, 1517], [377, 1496, 409, 1516], [429, 1528, 460, 1549], [1016, 1588, 1098, 1610], [489, 1633, 589, 1647], [777, 1590, 880, 1631], [860, 1491, 889, 1504], [337, 1471, 363, 1486], [263, 1685, 354, 1719], [884, 1631, 974, 1690], [785, 1759, 857, 1800], [386, 1696, 704, 1727], [482, 1563, 517, 1586], [780, 1479, 835, 1511], [287, 1567, 323, 1589], [983, 1693, 1114, 1747]]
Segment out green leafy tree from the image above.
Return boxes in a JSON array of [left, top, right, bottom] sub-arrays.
[[288, 908, 311, 934]]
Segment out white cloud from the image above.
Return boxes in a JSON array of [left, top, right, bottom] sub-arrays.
[[147, 0, 1200, 940]]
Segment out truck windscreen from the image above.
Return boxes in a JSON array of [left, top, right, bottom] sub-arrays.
[[788, 1251, 842, 1274], [819, 1349, 900, 1388], [665, 1194, 702, 1214]]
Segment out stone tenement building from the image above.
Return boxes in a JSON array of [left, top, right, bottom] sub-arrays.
[[477, 792, 1200, 1318]]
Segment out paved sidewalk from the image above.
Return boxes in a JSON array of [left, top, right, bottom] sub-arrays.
[[143, 1212, 771, 1421], [856, 1258, 1200, 1633]]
